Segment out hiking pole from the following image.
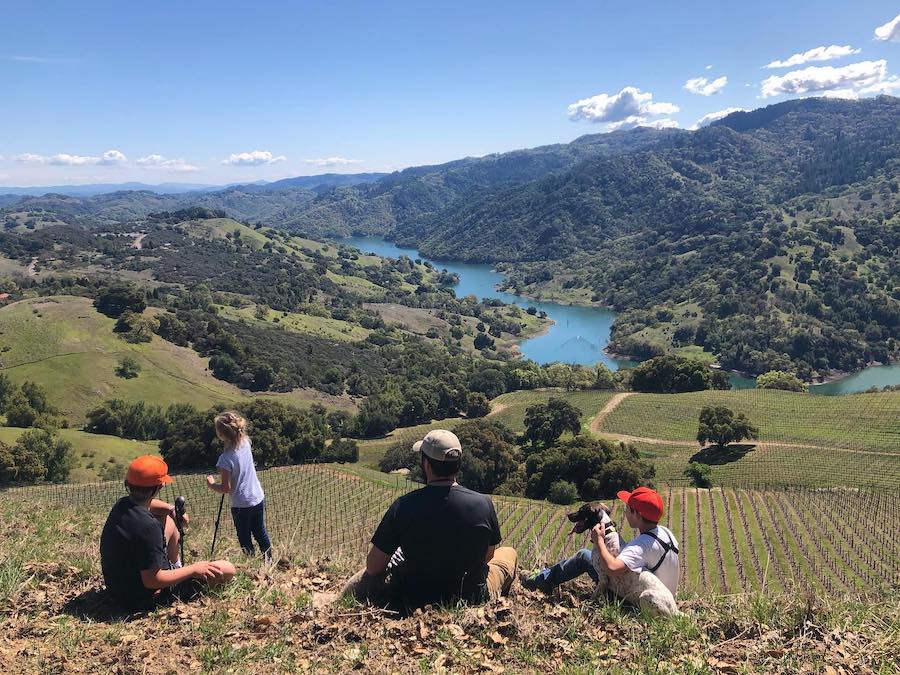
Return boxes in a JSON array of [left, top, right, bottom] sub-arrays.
[[210, 493, 225, 558], [174, 496, 186, 564]]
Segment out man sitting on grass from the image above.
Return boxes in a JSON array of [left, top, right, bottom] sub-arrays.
[[342, 430, 518, 615], [100, 455, 236, 612]]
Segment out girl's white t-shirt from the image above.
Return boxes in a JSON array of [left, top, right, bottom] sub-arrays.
[[215, 437, 265, 508]]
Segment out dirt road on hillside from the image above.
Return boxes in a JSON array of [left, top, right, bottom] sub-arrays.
[[588, 392, 635, 433]]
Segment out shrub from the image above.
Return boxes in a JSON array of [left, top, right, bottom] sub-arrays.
[[522, 397, 582, 448], [547, 480, 579, 505], [631, 355, 719, 393], [525, 436, 654, 501], [379, 439, 420, 477], [685, 462, 712, 488], [756, 370, 808, 392], [0, 429, 73, 484], [114, 311, 155, 343], [160, 399, 329, 470], [95, 283, 146, 318], [465, 392, 491, 418], [115, 356, 142, 379], [697, 405, 759, 448], [320, 438, 359, 464], [86, 399, 168, 440], [453, 419, 517, 493]]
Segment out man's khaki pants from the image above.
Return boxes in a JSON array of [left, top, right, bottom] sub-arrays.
[[342, 546, 519, 605], [486, 546, 518, 599]]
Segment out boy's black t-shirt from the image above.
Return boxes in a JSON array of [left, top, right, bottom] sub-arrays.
[[371, 484, 502, 610], [100, 496, 168, 610]]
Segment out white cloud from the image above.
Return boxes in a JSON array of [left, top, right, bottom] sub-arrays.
[[684, 75, 728, 96], [302, 156, 364, 167], [6, 55, 55, 63], [19, 149, 128, 166], [567, 86, 679, 130], [705, 64, 713, 70], [760, 59, 895, 98], [137, 155, 201, 172], [874, 13, 900, 41], [222, 150, 287, 166], [640, 118, 680, 130], [99, 149, 127, 165], [765, 45, 861, 69], [13, 153, 46, 163], [689, 107, 746, 130], [49, 154, 98, 165]]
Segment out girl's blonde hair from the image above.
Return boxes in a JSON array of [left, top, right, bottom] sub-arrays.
[[214, 411, 247, 449]]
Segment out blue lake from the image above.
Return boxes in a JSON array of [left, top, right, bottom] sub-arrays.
[[342, 236, 900, 396]]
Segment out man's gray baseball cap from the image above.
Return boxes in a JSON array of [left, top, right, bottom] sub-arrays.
[[412, 429, 462, 462]]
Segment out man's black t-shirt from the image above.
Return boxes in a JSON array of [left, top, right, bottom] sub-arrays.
[[100, 496, 168, 610], [371, 484, 501, 610]]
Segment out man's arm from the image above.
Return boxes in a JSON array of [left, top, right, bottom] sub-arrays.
[[149, 498, 174, 518], [590, 525, 629, 576], [484, 545, 496, 563], [141, 561, 226, 589], [365, 545, 391, 576]]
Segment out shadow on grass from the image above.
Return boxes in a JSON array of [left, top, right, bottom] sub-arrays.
[[61, 587, 142, 623], [690, 443, 757, 465]]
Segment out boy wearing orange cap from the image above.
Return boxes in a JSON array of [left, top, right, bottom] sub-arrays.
[[522, 486, 679, 596], [100, 455, 236, 611]]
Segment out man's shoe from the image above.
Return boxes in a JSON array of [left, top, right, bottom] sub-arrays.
[[519, 570, 552, 595]]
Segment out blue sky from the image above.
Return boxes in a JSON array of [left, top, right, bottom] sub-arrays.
[[1, 0, 898, 186]]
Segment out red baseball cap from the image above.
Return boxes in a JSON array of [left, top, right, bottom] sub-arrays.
[[126, 455, 173, 487], [617, 486, 663, 523]]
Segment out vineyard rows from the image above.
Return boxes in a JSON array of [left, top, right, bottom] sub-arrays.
[[6, 465, 897, 597]]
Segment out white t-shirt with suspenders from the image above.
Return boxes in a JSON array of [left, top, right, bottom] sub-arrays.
[[616, 525, 680, 595]]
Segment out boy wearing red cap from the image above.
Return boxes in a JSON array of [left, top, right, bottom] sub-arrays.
[[590, 487, 679, 596], [100, 455, 236, 611], [522, 486, 679, 597]]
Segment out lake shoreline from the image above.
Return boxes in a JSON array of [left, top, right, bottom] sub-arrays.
[[343, 235, 900, 395]]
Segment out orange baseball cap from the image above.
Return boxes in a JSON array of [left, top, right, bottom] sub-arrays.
[[126, 455, 173, 487], [617, 486, 663, 523]]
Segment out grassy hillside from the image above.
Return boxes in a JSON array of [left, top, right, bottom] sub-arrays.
[[482, 388, 900, 490], [1, 469, 895, 673], [599, 389, 900, 454], [0, 426, 158, 482], [0, 296, 355, 424]]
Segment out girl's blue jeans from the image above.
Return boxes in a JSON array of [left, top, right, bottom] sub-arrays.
[[230, 499, 272, 559]]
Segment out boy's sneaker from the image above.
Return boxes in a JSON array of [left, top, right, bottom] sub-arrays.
[[519, 570, 552, 595]]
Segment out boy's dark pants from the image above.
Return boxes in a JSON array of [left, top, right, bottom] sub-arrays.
[[230, 499, 272, 558]]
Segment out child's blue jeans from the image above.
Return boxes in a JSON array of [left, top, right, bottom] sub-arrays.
[[534, 548, 599, 587], [231, 499, 272, 559]]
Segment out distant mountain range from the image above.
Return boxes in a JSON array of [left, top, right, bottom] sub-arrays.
[[3, 97, 897, 380], [0, 172, 387, 199]]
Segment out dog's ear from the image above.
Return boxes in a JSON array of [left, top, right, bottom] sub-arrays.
[[566, 503, 592, 523]]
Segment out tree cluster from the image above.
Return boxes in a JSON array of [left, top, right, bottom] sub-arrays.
[[0, 428, 73, 484]]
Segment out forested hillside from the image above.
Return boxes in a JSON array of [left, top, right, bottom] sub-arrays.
[[294, 97, 900, 380], [3, 98, 898, 379]]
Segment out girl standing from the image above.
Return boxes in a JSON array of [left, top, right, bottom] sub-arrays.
[[207, 411, 272, 559]]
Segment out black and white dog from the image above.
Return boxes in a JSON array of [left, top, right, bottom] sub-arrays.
[[567, 503, 681, 617]]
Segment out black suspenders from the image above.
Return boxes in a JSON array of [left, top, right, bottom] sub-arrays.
[[642, 529, 679, 573]]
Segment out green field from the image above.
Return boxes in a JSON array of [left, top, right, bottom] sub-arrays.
[[0, 296, 355, 424], [489, 389, 617, 433], [216, 303, 372, 342], [600, 389, 900, 453], [0, 426, 159, 483], [7, 465, 895, 598]]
